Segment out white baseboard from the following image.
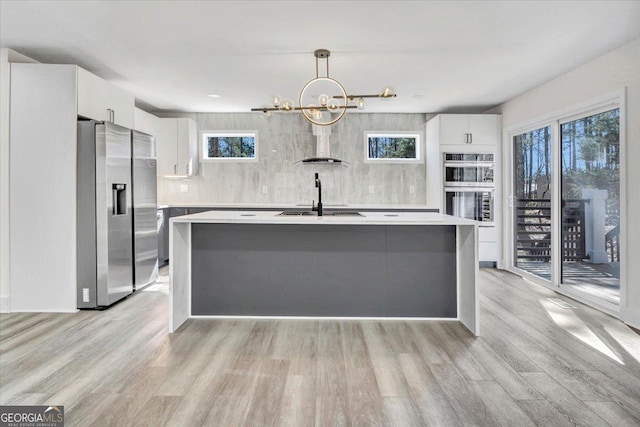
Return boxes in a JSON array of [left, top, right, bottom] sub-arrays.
[[0, 296, 10, 313]]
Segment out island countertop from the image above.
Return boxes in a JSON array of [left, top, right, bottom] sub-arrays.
[[158, 202, 439, 210], [170, 210, 478, 226]]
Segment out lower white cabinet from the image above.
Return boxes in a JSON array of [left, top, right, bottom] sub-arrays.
[[479, 241, 499, 263]]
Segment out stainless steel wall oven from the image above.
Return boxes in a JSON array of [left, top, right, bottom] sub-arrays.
[[443, 152, 495, 226], [444, 153, 494, 186]]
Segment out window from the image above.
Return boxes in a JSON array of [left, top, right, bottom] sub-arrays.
[[365, 132, 421, 163], [201, 131, 257, 161]]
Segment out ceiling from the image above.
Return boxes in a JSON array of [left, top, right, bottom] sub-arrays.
[[2, 1, 640, 114]]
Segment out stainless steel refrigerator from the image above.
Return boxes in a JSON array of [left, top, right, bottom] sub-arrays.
[[132, 130, 158, 290], [77, 121, 134, 308]]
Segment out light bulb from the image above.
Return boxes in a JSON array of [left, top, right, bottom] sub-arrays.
[[318, 94, 329, 106], [259, 105, 272, 118], [327, 99, 340, 111], [357, 97, 365, 110], [307, 103, 318, 115], [307, 104, 322, 120], [380, 86, 395, 100], [280, 98, 296, 112], [271, 94, 282, 107]]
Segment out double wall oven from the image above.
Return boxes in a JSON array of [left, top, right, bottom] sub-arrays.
[[443, 153, 495, 226]]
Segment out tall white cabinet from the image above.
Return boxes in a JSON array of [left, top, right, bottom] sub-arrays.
[[427, 113, 502, 266], [9, 63, 135, 312]]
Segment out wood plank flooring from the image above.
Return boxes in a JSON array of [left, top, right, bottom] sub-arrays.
[[2, 268, 640, 426]]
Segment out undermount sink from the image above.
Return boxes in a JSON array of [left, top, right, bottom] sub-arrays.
[[277, 211, 363, 217], [277, 211, 315, 216], [325, 211, 363, 217]]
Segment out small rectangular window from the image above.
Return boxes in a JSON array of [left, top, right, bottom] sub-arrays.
[[201, 131, 257, 161], [365, 132, 421, 163]]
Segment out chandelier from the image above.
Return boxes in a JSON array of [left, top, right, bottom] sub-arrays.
[[251, 49, 396, 126]]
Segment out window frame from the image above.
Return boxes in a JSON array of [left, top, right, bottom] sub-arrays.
[[363, 131, 423, 164], [200, 130, 259, 162]]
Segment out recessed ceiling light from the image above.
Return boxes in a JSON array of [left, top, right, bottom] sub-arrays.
[[208, 94, 221, 98], [413, 94, 425, 99]]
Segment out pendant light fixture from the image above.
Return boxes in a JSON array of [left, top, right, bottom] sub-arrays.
[[251, 49, 396, 126]]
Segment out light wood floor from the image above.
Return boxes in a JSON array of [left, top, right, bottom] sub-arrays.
[[2, 268, 640, 426]]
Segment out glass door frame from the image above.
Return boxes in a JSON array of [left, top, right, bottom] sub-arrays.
[[503, 89, 627, 317]]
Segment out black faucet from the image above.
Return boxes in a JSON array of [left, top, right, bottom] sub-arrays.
[[312, 172, 323, 216]]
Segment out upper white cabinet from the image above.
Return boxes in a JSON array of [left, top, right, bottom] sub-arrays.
[[133, 107, 159, 136], [156, 117, 198, 177], [77, 67, 134, 129], [438, 114, 500, 146], [178, 118, 199, 176]]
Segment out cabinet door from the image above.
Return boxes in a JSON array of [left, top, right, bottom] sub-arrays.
[[134, 108, 158, 135], [468, 115, 499, 146], [188, 118, 199, 175], [77, 67, 109, 122], [176, 118, 199, 176], [105, 83, 135, 129], [77, 66, 135, 128], [439, 114, 470, 145], [156, 118, 178, 176]]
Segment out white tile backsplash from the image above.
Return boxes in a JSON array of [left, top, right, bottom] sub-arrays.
[[158, 112, 427, 205]]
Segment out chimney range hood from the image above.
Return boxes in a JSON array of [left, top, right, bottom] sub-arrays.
[[300, 120, 344, 164]]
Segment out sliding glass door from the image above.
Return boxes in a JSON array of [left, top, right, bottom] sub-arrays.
[[513, 126, 553, 280], [560, 109, 620, 304], [510, 102, 621, 308]]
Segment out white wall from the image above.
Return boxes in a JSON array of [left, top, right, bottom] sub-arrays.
[[0, 48, 37, 312], [491, 37, 640, 328]]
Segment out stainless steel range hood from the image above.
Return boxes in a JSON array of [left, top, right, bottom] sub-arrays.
[[301, 118, 343, 164]]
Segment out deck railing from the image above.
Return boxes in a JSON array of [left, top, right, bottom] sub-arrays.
[[605, 224, 620, 262], [516, 198, 588, 262]]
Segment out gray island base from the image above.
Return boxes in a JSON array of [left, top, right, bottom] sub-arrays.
[[170, 211, 479, 335]]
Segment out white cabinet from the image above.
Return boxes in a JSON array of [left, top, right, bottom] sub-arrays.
[[134, 107, 159, 136], [426, 113, 503, 265], [439, 114, 500, 146], [8, 63, 140, 312], [178, 118, 198, 176], [134, 110, 198, 177], [156, 117, 198, 176], [77, 67, 134, 129]]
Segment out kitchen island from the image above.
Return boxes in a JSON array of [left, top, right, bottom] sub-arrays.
[[170, 211, 479, 335]]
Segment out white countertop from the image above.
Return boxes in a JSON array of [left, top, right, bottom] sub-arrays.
[[170, 210, 477, 226], [157, 202, 438, 210]]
